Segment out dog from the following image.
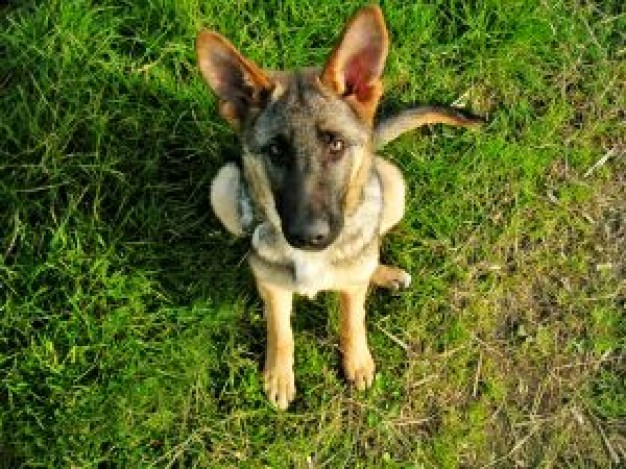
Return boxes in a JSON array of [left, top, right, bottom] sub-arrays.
[[196, 5, 481, 409]]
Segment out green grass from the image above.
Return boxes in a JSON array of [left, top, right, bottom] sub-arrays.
[[1, 0, 624, 467]]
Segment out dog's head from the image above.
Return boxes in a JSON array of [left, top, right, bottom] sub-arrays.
[[197, 6, 388, 251]]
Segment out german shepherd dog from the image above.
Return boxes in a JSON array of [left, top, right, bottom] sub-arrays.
[[196, 6, 481, 409]]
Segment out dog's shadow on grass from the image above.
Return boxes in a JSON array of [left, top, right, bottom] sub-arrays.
[[86, 73, 271, 353]]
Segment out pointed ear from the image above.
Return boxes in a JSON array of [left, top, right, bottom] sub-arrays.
[[320, 6, 389, 123], [196, 31, 274, 127]]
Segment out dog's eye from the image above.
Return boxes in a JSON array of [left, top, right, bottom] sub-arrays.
[[265, 140, 289, 166], [329, 138, 344, 153], [322, 132, 346, 159]]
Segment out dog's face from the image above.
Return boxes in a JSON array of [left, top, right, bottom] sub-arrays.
[[197, 6, 388, 251], [241, 70, 372, 250]]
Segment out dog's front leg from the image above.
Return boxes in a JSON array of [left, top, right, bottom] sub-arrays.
[[339, 284, 375, 390], [257, 281, 295, 410]]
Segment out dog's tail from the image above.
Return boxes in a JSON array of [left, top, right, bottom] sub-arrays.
[[373, 105, 484, 149]]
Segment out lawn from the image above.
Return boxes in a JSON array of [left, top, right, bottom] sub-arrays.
[[1, 0, 624, 467]]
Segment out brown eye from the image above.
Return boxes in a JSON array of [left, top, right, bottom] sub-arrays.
[[329, 138, 344, 153], [322, 132, 345, 158]]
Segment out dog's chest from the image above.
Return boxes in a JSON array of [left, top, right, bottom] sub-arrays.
[[251, 227, 341, 297], [290, 251, 337, 298], [249, 173, 383, 297], [250, 222, 380, 297]]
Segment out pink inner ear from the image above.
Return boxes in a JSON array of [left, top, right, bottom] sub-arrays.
[[343, 45, 381, 101]]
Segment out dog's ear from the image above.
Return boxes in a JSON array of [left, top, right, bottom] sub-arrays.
[[196, 31, 274, 128], [320, 6, 389, 124]]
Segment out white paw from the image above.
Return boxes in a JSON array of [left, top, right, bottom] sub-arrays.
[[396, 270, 411, 290]]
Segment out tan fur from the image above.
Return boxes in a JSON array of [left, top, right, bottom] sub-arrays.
[[241, 153, 282, 228], [375, 157, 406, 234], [258, 281, 295, 410], [210, 163, 245, 236], [339, 284, 375, 389], [343, 144, 373, 214]]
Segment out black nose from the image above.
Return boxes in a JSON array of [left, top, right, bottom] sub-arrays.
[[285, 218, 332, 250]]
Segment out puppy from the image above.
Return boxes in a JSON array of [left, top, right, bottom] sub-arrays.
[[197, 5, 481, 409]]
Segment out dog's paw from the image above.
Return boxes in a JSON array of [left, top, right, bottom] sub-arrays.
[[263, 365, 296, 410], [342, 345, 375, 390], [371, 265, 411, 291], [388, 269, 411, 291]]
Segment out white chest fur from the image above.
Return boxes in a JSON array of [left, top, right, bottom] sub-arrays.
[[292, 253, 330, 294]]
